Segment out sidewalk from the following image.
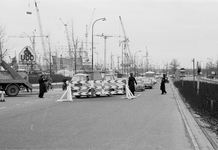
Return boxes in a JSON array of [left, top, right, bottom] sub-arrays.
[[170, 81, 217, 150]]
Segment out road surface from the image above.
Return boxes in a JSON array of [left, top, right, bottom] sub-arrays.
[[0, 80, 215, 150]]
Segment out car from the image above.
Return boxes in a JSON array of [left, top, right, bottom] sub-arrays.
[[144, 71, 157, 85], [135, 78, 146, 91], [141, 77, 153, 89], [71, 71, 125, 98]]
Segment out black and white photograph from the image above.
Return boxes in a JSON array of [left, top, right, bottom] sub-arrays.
[[0, 0, 218, 149]]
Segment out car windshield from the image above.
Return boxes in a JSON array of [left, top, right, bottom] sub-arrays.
[[72, 75, 86, 81], [136, 79, 143, 83], [105, 74, 115, 80], [145, 72, 155, 78], [143, 78, 151, 82]]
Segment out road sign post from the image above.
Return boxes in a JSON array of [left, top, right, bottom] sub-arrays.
[[18, 46, 36, 77]]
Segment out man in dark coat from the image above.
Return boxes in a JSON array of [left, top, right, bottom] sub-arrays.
[[38, 74, 47, 98], [128, 73, 137, 95], [160, 74, 167, 94]]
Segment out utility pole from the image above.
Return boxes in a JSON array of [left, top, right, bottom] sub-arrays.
[[192, 58, 195, 88]]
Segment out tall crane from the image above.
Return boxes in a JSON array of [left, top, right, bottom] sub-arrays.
[[59, 19, 72, 59], [119, 16, 133, 74], [85, 8, 95, 59], [9, 32, 48, 52], [95, 33, 113, 70], [34, 0, 47, 65]]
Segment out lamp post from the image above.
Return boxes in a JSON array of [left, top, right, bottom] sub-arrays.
[[94, 51, 98, 69], [134, 50, 141, 76], [91, 17, 106, 71]]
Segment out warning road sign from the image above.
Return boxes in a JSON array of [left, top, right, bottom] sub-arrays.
[[19, 46, 36, 64]]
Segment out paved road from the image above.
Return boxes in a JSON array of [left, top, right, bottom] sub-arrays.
[[0, 80, 214, 150]]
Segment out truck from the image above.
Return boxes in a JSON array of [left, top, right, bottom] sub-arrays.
[[0, 61, 32, 96], [71, 71, 126, 98]]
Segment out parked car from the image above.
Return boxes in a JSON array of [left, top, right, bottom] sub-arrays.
[[141, 77, 153, 89], [71, 71, 125, 98], [135, 78, 146, 91]]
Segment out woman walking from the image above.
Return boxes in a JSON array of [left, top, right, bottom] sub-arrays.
[[128, 73, 137, 96]]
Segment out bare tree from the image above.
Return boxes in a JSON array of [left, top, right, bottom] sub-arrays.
[[170, 59, 180, 74], [0, 22, 8, 62], [163, 62, 169, 74]]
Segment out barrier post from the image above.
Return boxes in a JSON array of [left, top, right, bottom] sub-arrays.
[[56, 81, 73, 102], [91, 80, 94, 97], [0, 91, 5, 102]]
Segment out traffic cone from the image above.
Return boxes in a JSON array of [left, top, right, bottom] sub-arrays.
[[0, 91, 5, 102], [56, 81, 73, 102]]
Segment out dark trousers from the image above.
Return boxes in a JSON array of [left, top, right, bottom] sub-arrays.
[[38, 91, 44, 98], [161, 84, 166, 94]]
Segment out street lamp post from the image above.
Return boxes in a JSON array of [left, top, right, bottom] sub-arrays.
[[134, 50, 141, 76], [91, 17, 106, 71], [94, 51, 98, 69]]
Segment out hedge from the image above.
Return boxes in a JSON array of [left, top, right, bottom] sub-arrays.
[[174, 80, 218, 131]]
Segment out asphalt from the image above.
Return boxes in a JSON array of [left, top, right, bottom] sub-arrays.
[[19, 81, 218, 149]]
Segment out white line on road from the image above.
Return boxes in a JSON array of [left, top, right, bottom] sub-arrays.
[[0, 107, 6, 110], [25, 101, 31, 104]]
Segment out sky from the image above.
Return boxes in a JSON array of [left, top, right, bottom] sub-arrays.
[[1, 0, 218, 70]]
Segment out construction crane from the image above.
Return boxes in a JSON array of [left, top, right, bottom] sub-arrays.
[[34, 0, 47, 66], [85, 8, 95, 59], [59, 19, 72, 58], [119, 16, 133, 74], [9, 32, 48, 52], [95, 33, 113, 70]]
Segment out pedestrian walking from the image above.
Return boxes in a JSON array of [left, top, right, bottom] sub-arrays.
[[128, 73, 137, 95], [38, 74, 47, 98], [160, 74, 167, 95]]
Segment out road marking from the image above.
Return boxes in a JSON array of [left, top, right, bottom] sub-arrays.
[[16, 104, 21, 106], [25, 101, 31, 104], [0, 107, 6, 110]]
